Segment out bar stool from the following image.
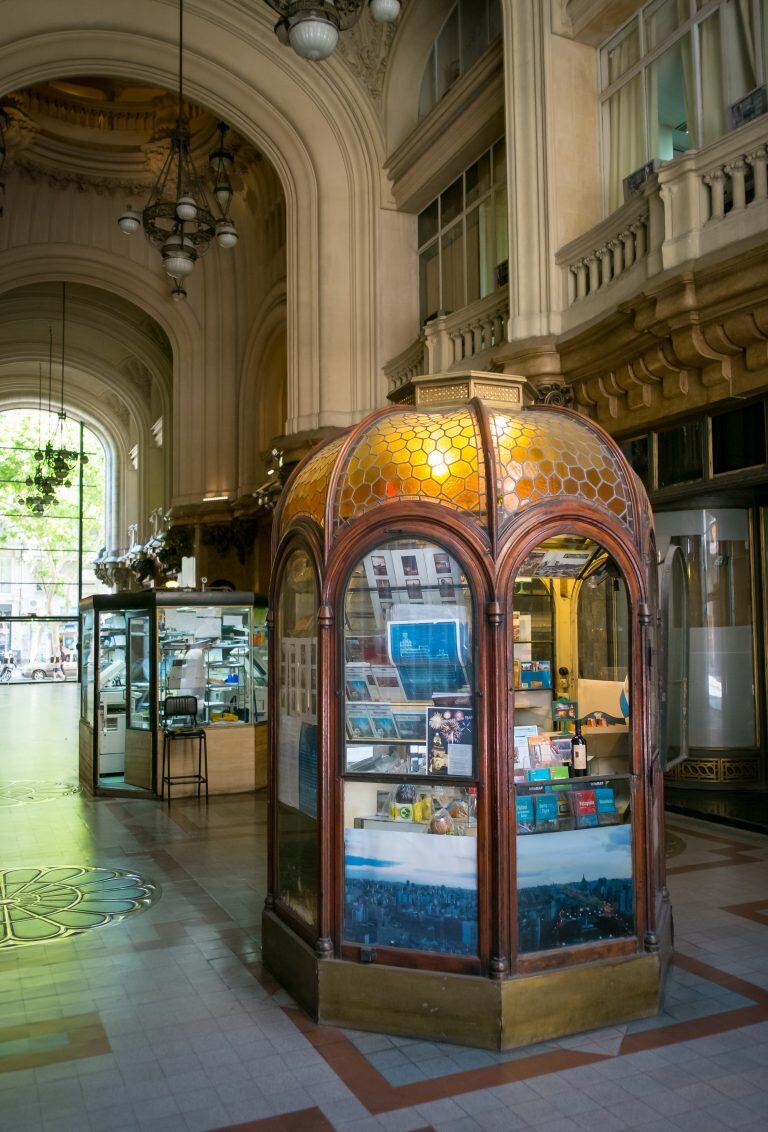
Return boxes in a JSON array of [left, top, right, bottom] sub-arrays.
[[161, 695, 208, 804]]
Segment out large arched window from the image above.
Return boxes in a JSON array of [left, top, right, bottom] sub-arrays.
[[418, 0, 502, 120], [0, 408, 107, 681]]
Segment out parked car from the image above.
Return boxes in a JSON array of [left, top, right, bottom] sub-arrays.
[[20, 652, 78, 681]]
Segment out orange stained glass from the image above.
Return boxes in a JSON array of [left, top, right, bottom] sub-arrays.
[[335, 408, 486, 525], [280, 435, 346, 531], [490, 409, 635, 534]]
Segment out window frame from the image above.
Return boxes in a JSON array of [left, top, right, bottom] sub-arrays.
[[599, 0, 768, 213]]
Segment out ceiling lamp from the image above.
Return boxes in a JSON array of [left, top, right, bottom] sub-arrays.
[[117, 0, 237, 290], [266, 1, 401, 62]]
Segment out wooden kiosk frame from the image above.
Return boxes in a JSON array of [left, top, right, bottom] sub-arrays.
[[264, 372, 673, 1050]]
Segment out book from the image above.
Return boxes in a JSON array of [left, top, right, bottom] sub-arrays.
[[534, 793, 559, 831], [570, 788, 599, 828], [594, 785, 619, 824], [515, 794, 535, 832], [527, 767, 551, 782], [519, 660, 552, 690]]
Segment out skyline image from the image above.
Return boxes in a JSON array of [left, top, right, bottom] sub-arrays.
[[517, 824, 632, 890], [345, 827, 477, 890]]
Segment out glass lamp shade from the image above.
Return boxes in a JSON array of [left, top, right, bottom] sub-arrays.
[[369, 0, 400, 21], [214, 183, 233, 213], [175, 195, 198, 221], [117, 206, 141, 234], [215, 219, 238, 249], [288, 15, 339, 61], [163, 250, 195, 277]]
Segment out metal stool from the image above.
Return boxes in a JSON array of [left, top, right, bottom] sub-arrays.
[[161, 695, 208, 804]]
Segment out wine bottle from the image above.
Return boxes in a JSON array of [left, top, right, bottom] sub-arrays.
[[571, 725, 588, 778]]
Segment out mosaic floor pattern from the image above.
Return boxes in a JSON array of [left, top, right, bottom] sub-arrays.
[[0, 865, 158, 948], [0, 781, 81, 807]]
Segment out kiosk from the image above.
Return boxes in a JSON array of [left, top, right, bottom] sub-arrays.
[[264, 372, 682, 1050], [79, 591, 268, 796]]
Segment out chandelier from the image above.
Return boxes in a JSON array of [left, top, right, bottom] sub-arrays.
[[117, 0, 237, 293], [18, 289, 88, 516], [266, 1, 401, 62]]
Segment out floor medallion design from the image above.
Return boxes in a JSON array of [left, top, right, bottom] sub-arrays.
[[0, 781, 81, 807], [0, 866, 158, 948]]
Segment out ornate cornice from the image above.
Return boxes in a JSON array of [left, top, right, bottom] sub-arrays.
[[336, 4, 401, 110]]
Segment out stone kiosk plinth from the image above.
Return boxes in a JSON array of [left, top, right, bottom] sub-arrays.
[[264, 371, 674, 1049]]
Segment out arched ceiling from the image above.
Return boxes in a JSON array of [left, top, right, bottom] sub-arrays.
[[0, 281, 172, 439], [2, 76, 261, 194]]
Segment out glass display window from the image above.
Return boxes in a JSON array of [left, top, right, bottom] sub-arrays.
[[276, 549, 319, 927], [80, 610, 95, 725], [342, 539, 475, 778], [127, 612, 151, 730], [343, 779, 479, 956], [252, 604, 268, 722], [157, 605, 252, 726], [511, 533, 635, 956]]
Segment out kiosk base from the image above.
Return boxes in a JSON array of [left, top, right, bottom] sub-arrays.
[[262, 910, 670, 1051]]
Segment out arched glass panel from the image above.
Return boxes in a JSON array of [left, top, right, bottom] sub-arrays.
[[511, 534, 635, 955], [418, 0, 502, 120], [342, 538, 478, 958], [276, 548, 319, 926]]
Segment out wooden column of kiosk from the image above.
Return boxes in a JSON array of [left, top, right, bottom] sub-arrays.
[[263, 371, 678, 1051]]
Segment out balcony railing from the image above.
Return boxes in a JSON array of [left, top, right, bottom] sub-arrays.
[[557, 117, 768, 331], [384, 290, 509, 394]]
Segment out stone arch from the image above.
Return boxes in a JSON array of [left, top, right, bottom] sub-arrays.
[[0, 2, 389, 445], [237, 281, 288, 497]]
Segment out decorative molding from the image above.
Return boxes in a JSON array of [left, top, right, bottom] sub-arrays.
[[337, 5, 400, 109]]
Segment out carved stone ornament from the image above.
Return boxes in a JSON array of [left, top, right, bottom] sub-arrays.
[[337, 2, 404, 108]]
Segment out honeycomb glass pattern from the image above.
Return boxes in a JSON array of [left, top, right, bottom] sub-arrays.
[[335, 408, 486, 526], [281, 435, 346, 531], [490, 410, 635, 534]]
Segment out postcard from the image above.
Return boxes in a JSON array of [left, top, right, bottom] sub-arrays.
[[346, 709, 373, 740], [369, 707, 398, 740], [393, 710, 426, 741]]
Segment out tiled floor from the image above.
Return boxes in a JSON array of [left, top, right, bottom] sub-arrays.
[[1, 683, 768, 1131]]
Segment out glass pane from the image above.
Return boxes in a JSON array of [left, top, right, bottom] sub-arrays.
[[492, 138, 506, 185], [604, 74, 645, 213], [720, 0, 757, 104], [516, 776, 634, 952], [157, 605, 252, 725], [647, 34, 696, 159], [619, 436, 651, 489], [712, 403, 766, 474], [488, 0, 501, 40], [460, 0, 488, 71], [512, 535, 632, 779], [343, 780, 478, 955], [418, 47, 437, 119], [277, 549, 318, 925], [466, 199, 494, 304], [0, 618, 78, 682], [699, 11, 725, 145], [513, 533, 635, 955], [441, 222, 465, 313], [440, 176, 463, 225], [80, 610, 94, 723], [655, 509, 756, 749], [465, 152, 491, 206], [127, 613, 150, 730], [419, 241, 440, 323], [494, 187, 508, 288], [657, 420, 703, 486], [436, 6, 461, 101], [644, 0, 687, 50], [603, 21, 640, 85], [661, 547, 689, 767], [343, 539, 474, 777], [418, 199, 439, 247], [253, 605, 268, 722]]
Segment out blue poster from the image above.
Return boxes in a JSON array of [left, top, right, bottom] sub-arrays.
[[387, 620, 468, 700], [298, 722, 318, 819]]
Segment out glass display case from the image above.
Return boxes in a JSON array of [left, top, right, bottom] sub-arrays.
[[78, 591, 266, 796], [265, 372, 678, 1052]]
